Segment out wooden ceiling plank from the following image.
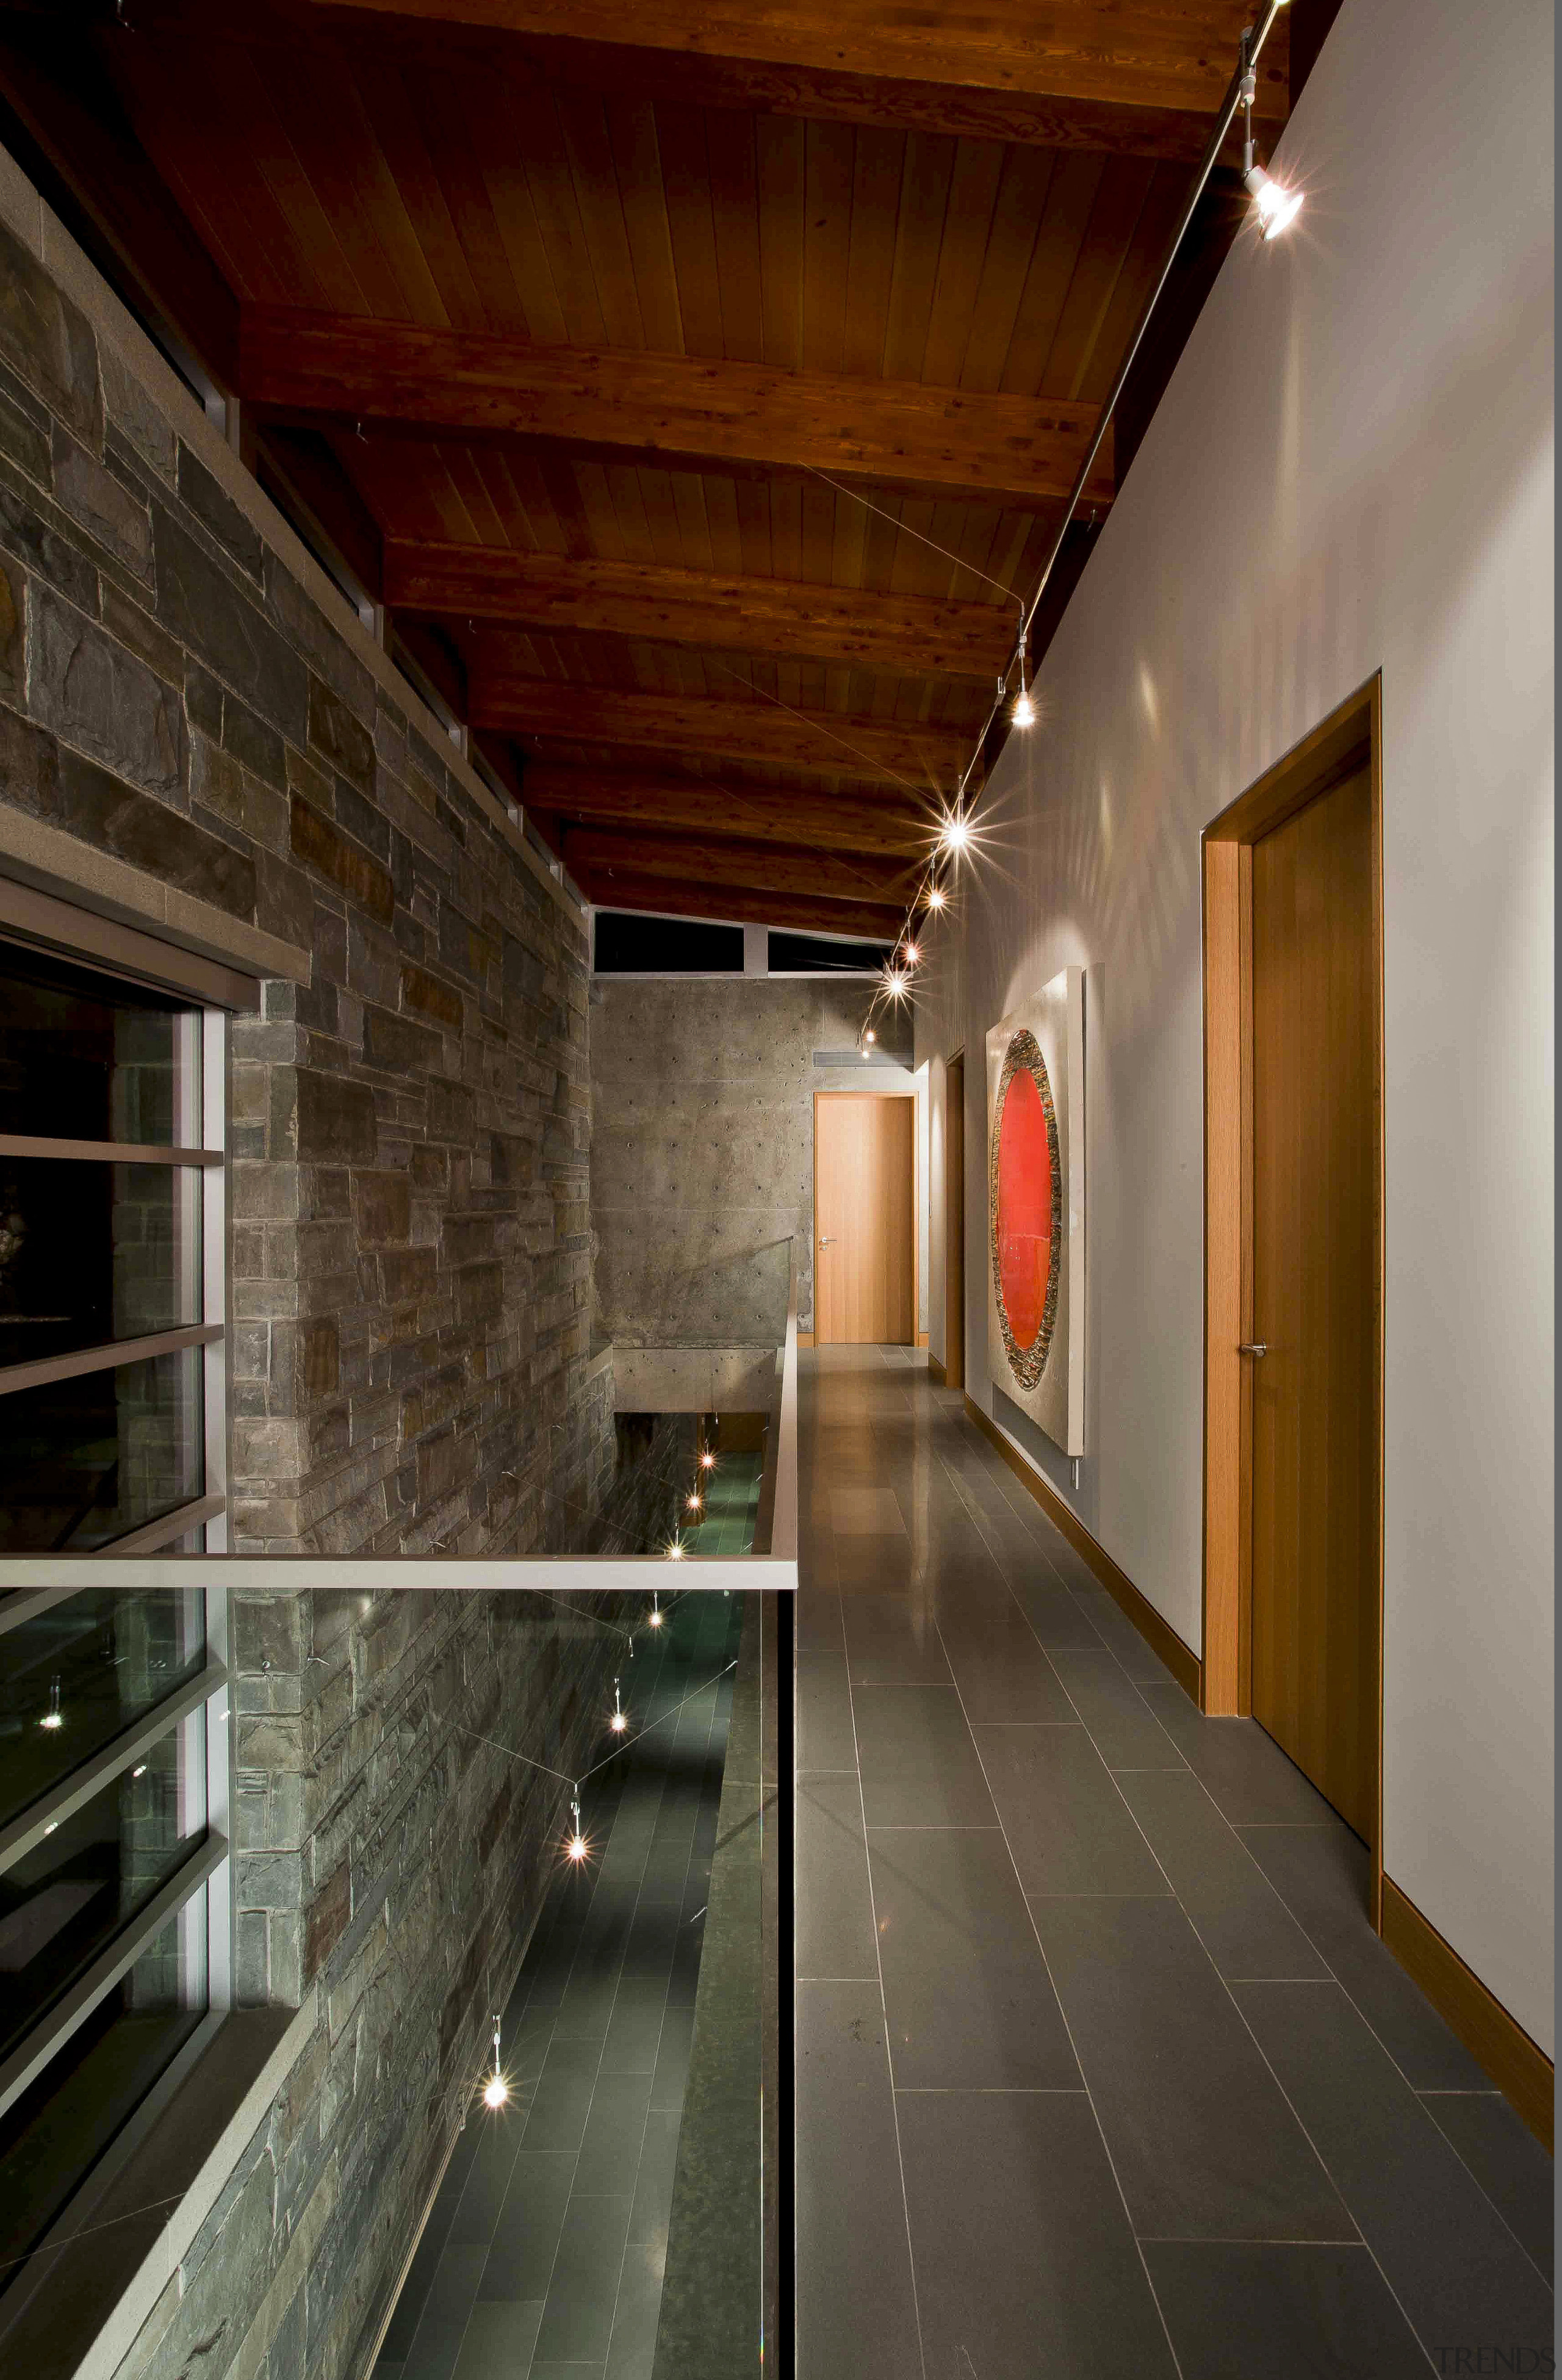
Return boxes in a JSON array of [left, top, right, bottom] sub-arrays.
[[841, 124, 907, 383], [957, 143, 1059, 397], [920, 135, 1009, 389], [801, 117, 856, 378], [250, 45, 417, 321], [298, 1, 1288, 160], [700, 472, 747, 579], [996, 146, 1106, 396], [880, 131, 957, 385], [242, 311, 1115, 508], [705, 109, 766, 367], [347, 57, 485, 330], [472, 676, 967, 785], [654, 102, 725, 360], [410, 65, 534, 333], [605, 93, 686, 357], [755, 112, 807, 373], [553, 85, 649, 350], [395, 541, 1013, 677], [581, 871, 903, 941], [509, 79, 613, 346], [463, 69, 570, 343], [1041, 151, 1161, 402], [1077, 157, 1191, 406], [527, 764, 931, 857]]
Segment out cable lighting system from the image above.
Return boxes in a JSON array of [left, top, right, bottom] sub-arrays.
[[845, 1, 1300, 1052]]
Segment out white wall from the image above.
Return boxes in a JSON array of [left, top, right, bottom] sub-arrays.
[[916, 0, 1553, 2050]]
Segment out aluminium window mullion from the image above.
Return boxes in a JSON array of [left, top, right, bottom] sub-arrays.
[[0, 1660, 228, 1877], [0, 1136, 223, 1168], [0, 1831, 228, 2126], [0, 1321, 222, 1399]]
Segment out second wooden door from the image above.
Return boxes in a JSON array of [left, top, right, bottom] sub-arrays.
[[1250, 758, 1380, 1842], [815, 1093, 915, 1344]]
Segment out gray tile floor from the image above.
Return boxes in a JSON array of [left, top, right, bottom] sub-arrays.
[[794, 1344, 1554, 2380], [376, 1590, 742, 2380]]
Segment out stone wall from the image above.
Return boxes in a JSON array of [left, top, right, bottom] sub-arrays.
[[589, 974, 912, 1346], [0, 165, 632, 2380]]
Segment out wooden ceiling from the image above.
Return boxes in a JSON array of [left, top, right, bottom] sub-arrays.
[[0, 0, 1316, 940]]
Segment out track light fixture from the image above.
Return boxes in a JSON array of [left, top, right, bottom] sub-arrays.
[[610, 1678, 627, 1733], [938, 811, 972, 856], [902, 941, 920, 966], [1008, 650, 1036, 729], [924, 883, 946, 912], [1240, 41, 1303, 238], [483, 2016, 509, 2108]]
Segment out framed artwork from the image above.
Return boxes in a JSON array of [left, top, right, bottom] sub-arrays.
[[985, 968, 1085, 1455]]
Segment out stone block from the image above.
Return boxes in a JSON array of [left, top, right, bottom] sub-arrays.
[[223, 691, 287, 790], [29, 582, 184, 793], [308, 672, 375, 793], [289, 792, 393, 925], [398, 959, 462, 1029], [100, 579, 184, 687], [305, 1856, 352, 1980], [0, 381, 49, 483], [378, 1245, 437, 1305], [350, 1170, 410, 1246], [51, 421, 151, 580], [0, 215, 101, 452], [192, 729, 245, 829], [426, 1076, 474, 1144], [0, 547, 20, 702], [0, 469, 97, 612], [152, 502, 308, 741], [456, 1260, 503, 1325], [101, 343, 176, 485], [287, 1069, 378, 1164], [437, 898, 498, 985], [361, 1002, 439, 1076], [177, 439, 264, 577]]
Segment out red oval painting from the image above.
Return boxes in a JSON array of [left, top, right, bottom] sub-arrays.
[[996, 1066, 1054, 1349]]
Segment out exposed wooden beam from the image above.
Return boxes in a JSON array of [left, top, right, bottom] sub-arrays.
[[0, 21, 240, 388], [581, 872, 904, 944], [302, 1, 1287, 160], [471, 676, 969, 790], [387, 541, 1015, 682], [242, 312, 1113, 512], [527, 766, 932, 860], [559, 827, 913, 907]]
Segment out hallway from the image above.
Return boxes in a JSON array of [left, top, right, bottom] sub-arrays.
[[794, 1347, 1553, 2378]]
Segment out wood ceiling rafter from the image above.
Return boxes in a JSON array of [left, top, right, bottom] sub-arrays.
[[384, 539, 1019, 679], [240, 314, 1115, 513], [300, 0, 1289, 160], [556, 824, 917, 906], [525, 765, 933, 859]]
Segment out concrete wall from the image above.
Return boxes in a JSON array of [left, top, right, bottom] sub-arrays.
[[919, 0, 1553, 2050], [590, 974, 918, 1354], [0, 151, 633, 2379]]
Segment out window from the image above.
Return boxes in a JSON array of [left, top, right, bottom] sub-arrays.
[[0, 937, 231, 2315]]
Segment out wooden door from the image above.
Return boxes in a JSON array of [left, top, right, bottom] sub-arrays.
[[1249, 759, 1380, 1841], [944, 1056, 965, 1388], [814, 1094, 915, 1344]]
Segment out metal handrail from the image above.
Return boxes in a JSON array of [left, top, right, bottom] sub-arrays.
[[752, 1235, 799, 1561]]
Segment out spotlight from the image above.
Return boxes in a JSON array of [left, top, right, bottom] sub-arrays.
[[666, 1539, 686, 1560], [483, 2016, 509, 2108], [686, 1492, 702, 1512], [924, 884, 946, 912], [1011, 685, 1036, 729], [938, 812, 971, 856], [648, 1593, 664, 1630], [1245, 167, 1303, 237], [884, 967, 907, 998], [699, 1449, 716, 1469], [610, 1680, 628, 1733], [39, 1675, 62, 1732], [566, 1793, 588, 1860], [131, 1764, 147, 1780], [863, 1027, 877, 1044], [568, 1831, 588, 1861], [903, 941, 920, 965]]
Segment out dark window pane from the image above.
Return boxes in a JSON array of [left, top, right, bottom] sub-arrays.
[[0, 1903, 206, 2290], [0, 945, 196, 1145], [593, 912, 744, 973], [768, 930, 892, 973], [0, 1350, 203, 1554], [0, 1161, 201, 1368], [0, 1715, 207, 2063], [0, 1589, 206, 1829]]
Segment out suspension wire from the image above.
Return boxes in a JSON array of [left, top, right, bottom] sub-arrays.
[[702, 653, 934, 799], [804, 466, 1027, 629]]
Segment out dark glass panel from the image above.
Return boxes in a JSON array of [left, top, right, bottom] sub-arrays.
[[593, 912, 744, 973], [0, 1350, 203, 1555], [0, 945, 194, 1146], [0, 1162, 201, 1368], [0, 1718, 206, 2063], [0, 1905, 206, 2292], [767, 929, 892, 973], [0, 1589, 206, 1828]]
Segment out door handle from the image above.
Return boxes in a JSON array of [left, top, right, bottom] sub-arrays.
[[1237, 1341, 1267, 1357], [819, 1235, 835, 1247]]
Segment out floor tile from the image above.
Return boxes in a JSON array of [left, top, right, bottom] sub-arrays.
[[479, 2154, 577, 2301], [868, 1826, 1080, 2090], [1033, 1897, 1354, 2241], [1237, 1823, 1491, 2089], [1138, 1692, 1337, 1824], [533, 2195, 633, 2364], [1047, 1646, 1189, 1768], [796, 1771, 877, 1981], [448, 2299, 545, 2379], [897, 2089, 1179, 2379], [522, 2037, 605, 2152], [604, 2232, 666, 2380], [574, 2072, 655, 2194], [796, 1981, 922, 2380], [1421, 2091, 1555, 2282], [1115, 1770, 1330, 1980], [597, 1977, 671, 2078], [831, 1487, 907, 1534], [1238, 1980, 1555, 2362], [841, 1592, 952, 1684], [796, 1640, 858, 1774], [648, 2005, 695, 2111], [975, 1724, 1168, 1893], [1143, 2242, 1429, 2378], [938, 1601, 1079, 1722], [401, 2243, 488, 2380], [625, 2106, 681, 2248], [852, 1684, 997, 1826]]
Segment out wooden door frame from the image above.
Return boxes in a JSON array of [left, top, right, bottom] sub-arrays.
[[812, 1089, 918, 1346], [942, 1051, 965, 1390], [1201, 675, 1386, 1916]]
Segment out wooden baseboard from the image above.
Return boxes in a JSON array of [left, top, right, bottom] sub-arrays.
[[796, 1331, 814, 1349], [916, 1330, 929, 1348], [1380, 1877, 1554, 2151], [964, 1394, 1203, 1706], [927, 1353, 948, 1386]]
